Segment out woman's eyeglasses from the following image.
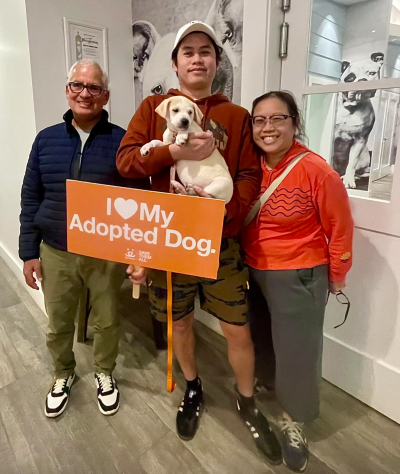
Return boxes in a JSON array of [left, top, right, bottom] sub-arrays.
[[68, 82, 104, 97], [326, 290, 350, 329], [250, 114, 295, 128]]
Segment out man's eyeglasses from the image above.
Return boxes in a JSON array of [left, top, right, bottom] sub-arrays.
[[250, 114, 295, 128], [326, 290, 350, 329], [68, 82, 104, 96]]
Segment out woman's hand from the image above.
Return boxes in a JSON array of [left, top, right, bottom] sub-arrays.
[[329, 280, 346, 294]]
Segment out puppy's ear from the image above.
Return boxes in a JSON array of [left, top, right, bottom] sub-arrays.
[[371, 52, 384, 66], [193, 103, 203, 125], [155, 98, 173, 119], [341, 61, 350, 74]]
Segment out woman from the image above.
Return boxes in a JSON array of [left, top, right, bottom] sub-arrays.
[[241, 91, 354, 473]]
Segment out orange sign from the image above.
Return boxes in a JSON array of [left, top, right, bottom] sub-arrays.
[[66, 180, 225, 279]]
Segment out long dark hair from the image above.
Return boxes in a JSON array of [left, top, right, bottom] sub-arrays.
[[251, 90, 306, 142]]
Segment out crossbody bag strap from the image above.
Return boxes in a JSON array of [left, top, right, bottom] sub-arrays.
[[244, 152, 308, 228]]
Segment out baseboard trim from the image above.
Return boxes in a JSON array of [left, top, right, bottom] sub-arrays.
[[0, 242, 46, 313], [322, 334, 400, 424]]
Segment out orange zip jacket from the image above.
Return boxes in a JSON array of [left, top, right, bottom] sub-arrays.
[[117, 89, 261, 237], [241, 141, 354, 282]]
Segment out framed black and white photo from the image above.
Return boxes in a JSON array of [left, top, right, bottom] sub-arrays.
[[63, 18, 109, 76], [131, 0, 244, 110]]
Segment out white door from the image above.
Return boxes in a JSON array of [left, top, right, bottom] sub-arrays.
[[371, 90, 399, 181], [280, 0, 400, 423]]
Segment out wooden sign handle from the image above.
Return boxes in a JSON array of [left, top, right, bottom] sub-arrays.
[[132, 265, 141, 299]]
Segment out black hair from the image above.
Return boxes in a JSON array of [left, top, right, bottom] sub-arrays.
[[171, 32, 223, 66], [251, 90, 306, 142]]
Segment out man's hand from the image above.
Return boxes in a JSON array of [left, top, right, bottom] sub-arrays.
[[169, 131, 216, 162], [23, 259, 42, 290], [126, 265, 148, 285], [329, 280, 346, 294]]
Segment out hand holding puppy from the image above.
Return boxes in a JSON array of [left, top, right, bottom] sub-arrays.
[[169, 131, 216, 162]]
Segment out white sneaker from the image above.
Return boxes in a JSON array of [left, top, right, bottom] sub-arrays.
[[95, 373, 120, 415], [45, 372, 75, 418]]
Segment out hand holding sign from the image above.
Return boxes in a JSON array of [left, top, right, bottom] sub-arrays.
[[126, 265, 147, 299]]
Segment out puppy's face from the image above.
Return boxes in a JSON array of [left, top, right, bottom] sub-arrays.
[[167, 100, 195, 132], [156, 97, 203, 132]]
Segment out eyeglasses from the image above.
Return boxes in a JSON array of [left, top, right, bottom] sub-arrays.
[[326, 290, 350, 329], [250, 114, 295, 128], [68, 82, 104, 96]]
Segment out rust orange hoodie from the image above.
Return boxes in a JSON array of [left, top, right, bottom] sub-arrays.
[[117, 89, 261, 237]]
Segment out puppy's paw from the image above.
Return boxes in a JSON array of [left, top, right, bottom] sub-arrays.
[[140, 143, 152, 156], [171, 180, 188, 195], [185, 183, 197, 196], [175, 134, 188, 146], [140, 140, 164, 156]]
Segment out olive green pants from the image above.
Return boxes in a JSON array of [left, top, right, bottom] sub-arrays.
[[40, 243, 126, 378]]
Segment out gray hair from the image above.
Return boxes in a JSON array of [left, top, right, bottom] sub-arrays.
[[67, 59, 109, 89]]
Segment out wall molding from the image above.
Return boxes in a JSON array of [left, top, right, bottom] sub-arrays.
[[0, 242, 46, 313], [323, 334, 400, 424]]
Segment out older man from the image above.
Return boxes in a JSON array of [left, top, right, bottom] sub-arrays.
[[19, 59, 149, 418]]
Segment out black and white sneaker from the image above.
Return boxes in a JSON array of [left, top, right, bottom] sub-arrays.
[[95, 373, 120, 416], [45, 372, 75, 418], [278, 419, 309, 472], [237, 396, 282, 465], [176, 386, 203, 441]]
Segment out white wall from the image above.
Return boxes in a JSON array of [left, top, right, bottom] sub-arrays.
[[323, 227, 400, 423], [25, 0, 134, 132], [0, 0, 45, 310]]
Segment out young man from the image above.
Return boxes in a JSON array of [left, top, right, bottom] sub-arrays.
[[117, 22, 281, 464], [19, 59, 149, 418]]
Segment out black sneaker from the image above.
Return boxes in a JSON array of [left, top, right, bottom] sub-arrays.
[[45, 372, 75, 418], [278, 419, 309, 472], [176, 385, 203, 441], [237, 397, 282, 465], [95, 373, 120, 416]]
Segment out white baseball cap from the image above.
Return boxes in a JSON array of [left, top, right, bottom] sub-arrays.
[[173, 21, 223, 50]]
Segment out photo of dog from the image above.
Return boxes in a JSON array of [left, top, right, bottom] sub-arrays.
[[132, 0, 243, 110], [132, 21, 160, 80], [333, 52, 384, 189], [140, 96, 234, 203], [206, 0, 243, 102]]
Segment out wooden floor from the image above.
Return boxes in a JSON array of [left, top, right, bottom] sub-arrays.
[[0, 257, 399, 474]]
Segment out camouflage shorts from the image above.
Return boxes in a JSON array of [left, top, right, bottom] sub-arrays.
[[147, 237, 249, 326]]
